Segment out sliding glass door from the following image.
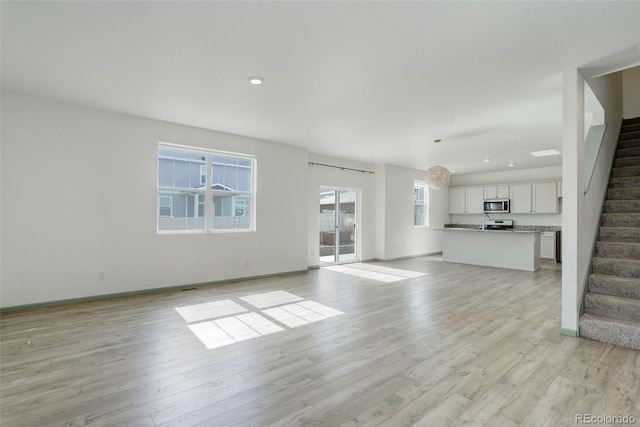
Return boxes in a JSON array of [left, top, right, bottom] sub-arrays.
[[319, 189, 358, 264]]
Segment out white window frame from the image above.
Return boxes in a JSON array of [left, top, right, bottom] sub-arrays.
[[200, 164, 207, 185], [159, 196, 173, 217], [414, 180, 429, 227], [235, 199, 246, 211], [158, 142, 256, 233]]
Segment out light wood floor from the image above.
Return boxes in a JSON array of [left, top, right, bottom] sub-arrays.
[[1, 257, 639, 426]]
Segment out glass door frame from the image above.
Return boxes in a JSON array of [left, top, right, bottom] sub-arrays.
[[319, 186, 360, 266]]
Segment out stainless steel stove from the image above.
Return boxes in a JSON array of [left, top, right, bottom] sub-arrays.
[[484, 219, 514, 231]]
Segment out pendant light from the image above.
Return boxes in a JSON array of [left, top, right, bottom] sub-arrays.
[[425, 139, 451, 190]]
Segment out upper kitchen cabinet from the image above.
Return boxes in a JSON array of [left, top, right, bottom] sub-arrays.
[[510, 183, 532, 213], [449, 186, 484, 214], [449, 188, 466, 214], [510, 182, 558, 214], [467, 187, 484, 213], [534, 182, 558, 212], [483, 185, 509, 200]]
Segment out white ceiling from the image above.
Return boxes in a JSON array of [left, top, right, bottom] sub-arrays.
[[2, 1, 639, 174]]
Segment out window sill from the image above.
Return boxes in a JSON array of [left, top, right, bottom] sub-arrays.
[[157, 228, 256, 235]]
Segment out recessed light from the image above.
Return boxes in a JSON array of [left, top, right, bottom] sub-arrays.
[[530, 149, 560, 157], [483, 157, 491, 163], [451, 169, 457, 173], [508, 162, 515, 167], [248, 76, 264, 85]]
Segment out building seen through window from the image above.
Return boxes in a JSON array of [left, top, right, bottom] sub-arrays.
[[157, 144, 255, 232]]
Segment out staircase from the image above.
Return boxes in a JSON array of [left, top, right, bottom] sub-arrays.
[[580, 117, 640, 350]]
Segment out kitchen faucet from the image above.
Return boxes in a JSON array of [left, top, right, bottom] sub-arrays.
[[482, 214, 490, 230]]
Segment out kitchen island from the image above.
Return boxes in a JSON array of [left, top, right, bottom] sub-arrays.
[[441, 228, 541, 271]]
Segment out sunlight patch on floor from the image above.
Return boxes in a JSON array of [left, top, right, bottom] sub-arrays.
[[240, 290, 303, 309], [323, 263, 426, 282], [348, 263, 427, 278], [320, 253, 357, 264], [237, 312, 286, 335], [175, 299, 247, 323], [188, 321, 237, 349], [177, 291, 344, 350]]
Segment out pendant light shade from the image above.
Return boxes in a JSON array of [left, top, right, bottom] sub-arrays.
[[425, 165, 451, 189], [425, 139, 451, 190]]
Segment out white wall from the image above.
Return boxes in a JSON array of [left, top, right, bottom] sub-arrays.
[[579, 71, 624, 285], [307, 153, 378, 267], [2, 92, 452, 308], [1, 92, 309, 308], [561, 69, 584, 335], [375, 164, 387, 259], [377, 164, 448, 260], [622, 66, 640, 118], [450, 166, 563, 227]]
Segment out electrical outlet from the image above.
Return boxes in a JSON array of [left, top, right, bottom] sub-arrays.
[[98, 270, 106, 280]]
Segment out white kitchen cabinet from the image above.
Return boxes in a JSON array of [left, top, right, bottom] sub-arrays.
[[449, 186, 484, 214], [510, 183, 533, 213], [510, 182, 558, 214], [498, 185, 510, 198], [557, 181, 562, 198], [483, 185, 510, 200], [449, 188, 466, 214], [443, 228, 541, 271], [466, 187, 484, 213], [540, 231, 557, 261], [533, 182, 558, 213]]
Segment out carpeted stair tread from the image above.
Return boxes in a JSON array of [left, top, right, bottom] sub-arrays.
[[579, 313, 640, 350], [604, 200, 640, 213], [584, 292, 640, 322], [601, 212, 640, 227], [614, 156, 640, 168], [622, 123, 640, 133], [608, 176, 640, 188], [599, 226, 640, 242], [592, 257, 640, 278], [596, 241, 640, 260], [589, 274, 640, 299], [607, 188, 640, 200], [612, 165, 640, 178], [620, 130, 640, 141], [580, 117, 640, 350], [615, 147, 640, 158], [617, 139, 640, 150]]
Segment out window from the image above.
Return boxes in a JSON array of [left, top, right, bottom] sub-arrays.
[[200, 165, 207, 185], [234, 199, 246, 216], [159, 196, 172, 217], [414, 181, 429, 227], [158, 143, 255, 232]]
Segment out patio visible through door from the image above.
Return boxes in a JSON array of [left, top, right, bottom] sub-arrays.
[[319, 189, 358, 264]]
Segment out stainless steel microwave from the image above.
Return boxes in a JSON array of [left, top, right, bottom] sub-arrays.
[[484, 199, 510, 213]]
